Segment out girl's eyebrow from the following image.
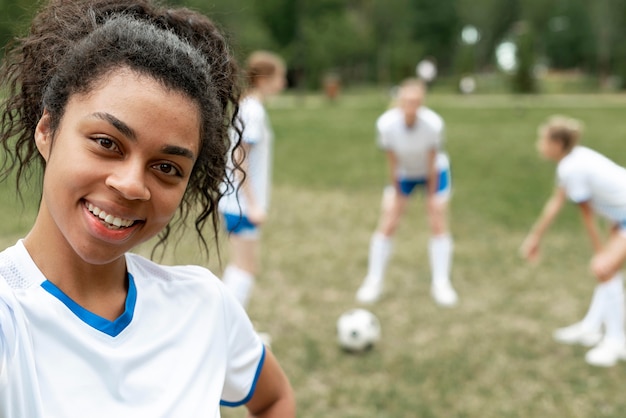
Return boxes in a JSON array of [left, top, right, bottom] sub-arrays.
[[161, 144, 195, 160], [91, 112, 195, 160], [92, 112, 136, 140]]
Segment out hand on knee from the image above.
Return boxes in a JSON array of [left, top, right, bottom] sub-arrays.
[[591, 254, 618, 282]]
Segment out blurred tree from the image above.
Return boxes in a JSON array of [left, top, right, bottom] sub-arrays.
[[298, 4, 373, 88], [1, 0, 626, 89], [511, 20, 537, 93], [254, 0, 299, 49], [411, 0, 459, 72], [590, 0, 626, 89], [609, 1, 626, 89], [542, 0, 595, 70], [367, 0, 419, 84], [456, 0, 519, 71], [0, 0, 38, 56]]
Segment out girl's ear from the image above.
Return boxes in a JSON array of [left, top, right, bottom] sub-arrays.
[[34, 110, 53, 161]]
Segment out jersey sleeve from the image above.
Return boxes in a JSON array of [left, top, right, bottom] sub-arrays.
[[0, 305, 15, 381], [376, 120, 391, 149], [437, 122, 446, 150], [559, 168, 591, 203], [220, 288, 265, 407], [0, 280, 17, 379]]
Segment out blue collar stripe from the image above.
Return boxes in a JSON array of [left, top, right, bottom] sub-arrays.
[[40, 273, 137, 337]]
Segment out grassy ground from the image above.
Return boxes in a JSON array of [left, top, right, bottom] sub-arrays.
[[3, 91, 626, 417]]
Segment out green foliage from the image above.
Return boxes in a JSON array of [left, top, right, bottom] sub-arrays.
[[511, 22, 538, 93], [542, 0, 596, 70], [0, 0, 37, 55], [1, 0, 626, 88], [254, 0, 298, 49], [412, 0, 460, 70]]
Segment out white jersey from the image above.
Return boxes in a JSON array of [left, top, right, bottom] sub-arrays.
[[376, 106, 445, 178], [0, 241, 264, 418], [557, 146, 626, 222], [220, 96, 273, 215]]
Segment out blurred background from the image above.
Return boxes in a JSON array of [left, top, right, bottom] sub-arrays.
[[2, 0, 626, 94]]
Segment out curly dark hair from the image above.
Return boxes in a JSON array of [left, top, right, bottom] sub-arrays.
[[0, 0, 243, 257]]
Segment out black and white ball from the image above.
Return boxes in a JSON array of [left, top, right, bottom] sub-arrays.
[[337, 309, 381, 352]]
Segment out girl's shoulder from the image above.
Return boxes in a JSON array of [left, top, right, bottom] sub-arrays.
[[0, 241, 46, 291], [240, 96, 266, 114], [557, 146, 606, 177], [376, 108, 402, 131], [125, 252, 222, 289], [418, 107, 444, 132]]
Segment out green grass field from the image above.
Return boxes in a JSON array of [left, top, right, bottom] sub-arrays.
[[2, 91, 626, 417]]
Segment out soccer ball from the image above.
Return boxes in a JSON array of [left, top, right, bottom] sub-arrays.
[[337, 309, 381, 352]]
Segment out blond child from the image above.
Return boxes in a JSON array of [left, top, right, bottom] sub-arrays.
[[521, 115, 626, 367]]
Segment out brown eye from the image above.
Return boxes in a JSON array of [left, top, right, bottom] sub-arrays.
[[154, 163, 182, 177], [94, 137, 120, 152]]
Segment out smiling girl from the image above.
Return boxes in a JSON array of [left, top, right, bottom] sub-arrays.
[[0, 0, 295, 416]]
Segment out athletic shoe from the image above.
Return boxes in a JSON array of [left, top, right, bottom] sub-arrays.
[[430, 282, 458, 307], [356, 278, 382, 304], [552, 322, 602, 347], [585, 338, 626, 367]]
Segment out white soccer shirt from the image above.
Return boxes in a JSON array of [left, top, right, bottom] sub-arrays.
[[220, 96, 273, 215], [557, 146, 626, 222], [0, 241, 264, 417], [376, 106, 444, 179]]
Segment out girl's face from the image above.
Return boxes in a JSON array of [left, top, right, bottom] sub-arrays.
[[398, 85, 423, 127], [34, 68, 201, 265], [536, 130, 565, 161], [260, 66, 286, 97]]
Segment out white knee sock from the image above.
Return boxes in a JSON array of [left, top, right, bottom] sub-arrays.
[[599, 273, 625, 344], [580, 284, 605, 331], [222, 265, 254, 309], [429, 234, 453, 285], [364, 233, 392, 286]]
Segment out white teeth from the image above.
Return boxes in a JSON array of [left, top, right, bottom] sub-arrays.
[[87, 203, 134, 229]]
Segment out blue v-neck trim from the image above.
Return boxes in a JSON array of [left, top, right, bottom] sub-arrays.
[[41, 273, 137, 337]]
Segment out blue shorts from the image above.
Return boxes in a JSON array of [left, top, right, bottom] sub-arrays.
[[223, 213, 258, 236], [398, 167, 451, 197]]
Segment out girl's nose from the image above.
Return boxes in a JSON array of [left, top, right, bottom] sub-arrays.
[[105, 161, 151, 201]]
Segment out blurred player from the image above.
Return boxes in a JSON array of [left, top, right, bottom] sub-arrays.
[[220, 51, 286, 310], [521, 115, 626, 367], [355, 78, 458, 307]]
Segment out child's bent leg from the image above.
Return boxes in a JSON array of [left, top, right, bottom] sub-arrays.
[[223, 235, 260, 309], [356, 232, 393, 304], [222, 264, 255, 308], [585, 273, 626, 367], [599, 273, 625, 344], [578, 284, 605, 334], [590, 232, 626, 282], [427, 197, 457, 307], [356, 187, 406, 304]]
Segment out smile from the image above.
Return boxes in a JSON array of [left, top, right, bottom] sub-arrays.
[[86, 203, 135, 230]]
